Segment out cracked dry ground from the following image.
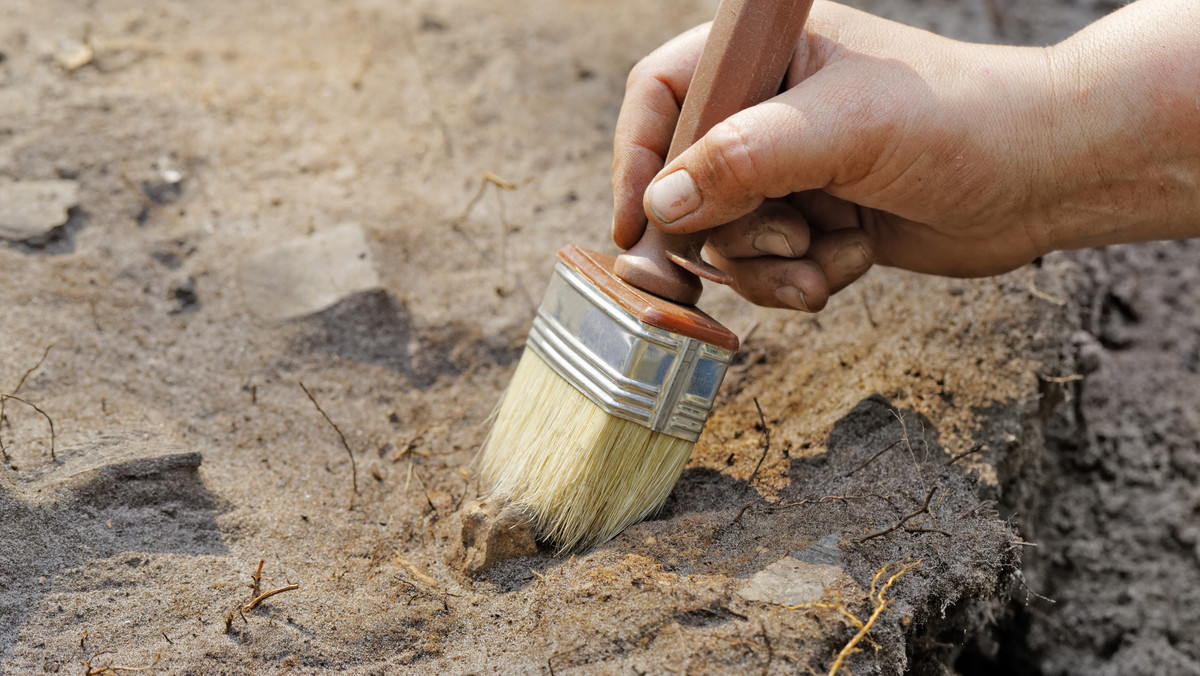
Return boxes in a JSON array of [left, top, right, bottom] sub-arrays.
[[2, 0, 1196, 674]]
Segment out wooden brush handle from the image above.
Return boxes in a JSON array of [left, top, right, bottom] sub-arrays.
[[613, 0, 815, 305]]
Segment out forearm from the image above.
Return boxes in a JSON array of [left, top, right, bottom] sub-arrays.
[[1039, 0, 1200, 252]]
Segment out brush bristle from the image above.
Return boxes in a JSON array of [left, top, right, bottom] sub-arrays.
[[480, 349, 694, 552]]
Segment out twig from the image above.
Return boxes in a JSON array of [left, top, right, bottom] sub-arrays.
[[448, 172, 512, 260], [224, 560, 301, 634], [400, 21, 453, 158], [725, 501, 755, 530], [298, 381, 358, 502], [243, 583, 300, 612], [945, 443, 985, 466], [393, 420, 435, 462], [349, 38, 376, 90], [0, 394, 56, 460], [746, 398, 771, 489], [250, 559, 264, 598], [1028, 279, 1067, 306], [482, 171, 516, 190], [1, 345, 54, 463], [9, 344, 52, 396], [843, 439, 903, 477], [858, 486, 937, 543]]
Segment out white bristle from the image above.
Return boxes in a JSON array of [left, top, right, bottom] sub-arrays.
[[480, 349, 694, 552]]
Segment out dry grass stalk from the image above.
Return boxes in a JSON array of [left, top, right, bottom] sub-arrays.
[[224, 560, 300, 632], [298, 380, 358, 504], [1, 344, 55, 463]]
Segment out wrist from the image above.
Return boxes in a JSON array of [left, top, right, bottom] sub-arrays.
[[1035, 1, 1200, 252]]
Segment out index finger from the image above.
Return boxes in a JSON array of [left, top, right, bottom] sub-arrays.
[[611, 23, 711, 250]]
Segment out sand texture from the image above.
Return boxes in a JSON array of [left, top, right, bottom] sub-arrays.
[[3, 0, 1196, 674]]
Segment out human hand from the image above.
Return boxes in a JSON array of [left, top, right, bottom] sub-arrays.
[[612, 0, 1200, 311]]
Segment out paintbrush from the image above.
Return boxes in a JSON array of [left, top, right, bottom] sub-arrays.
[[481, 0, 814, 551]]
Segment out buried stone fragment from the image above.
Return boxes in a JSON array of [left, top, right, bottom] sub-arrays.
[[237, 223, 381, 321], [458, 499, 539, 576], [0, 180, 79, 242]]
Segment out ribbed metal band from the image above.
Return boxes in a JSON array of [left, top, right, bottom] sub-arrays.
[[525, 262, 734, 442]]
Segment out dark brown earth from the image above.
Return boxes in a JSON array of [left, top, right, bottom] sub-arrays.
[[2, 1, 1196, 674]]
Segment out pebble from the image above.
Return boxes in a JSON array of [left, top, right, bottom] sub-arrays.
[[0, 179, 79, 242], [53, 39, 93, 71], [458, 499, 538, 576]]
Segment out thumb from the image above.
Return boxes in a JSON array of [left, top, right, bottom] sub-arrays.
[[642, 80, 871, 234]]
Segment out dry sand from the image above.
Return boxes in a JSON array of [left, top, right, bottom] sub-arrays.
[[2, 0, 1197, 674]]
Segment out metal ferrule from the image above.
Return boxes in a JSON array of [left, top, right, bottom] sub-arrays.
[[525, 261, 735, 442]]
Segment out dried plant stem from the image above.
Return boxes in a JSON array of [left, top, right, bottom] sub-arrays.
[[746, 398, 771, 489], [858, 486, 937, 543], [298, 381, 358, 502], [243, 583, 300, 612], [0, 394, 55, 461], [1, 344, 54, 463]]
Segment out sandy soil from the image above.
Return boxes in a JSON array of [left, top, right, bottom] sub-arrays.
[[2, 0, 1194, 674]]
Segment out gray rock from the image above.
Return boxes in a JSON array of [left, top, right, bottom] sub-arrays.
[[237, 223, 381, 321], [0, 180, 79, 242]]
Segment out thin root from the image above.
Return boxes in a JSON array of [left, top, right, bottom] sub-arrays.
[[298, 381, 358, 505], [858, 486, 938, 543]]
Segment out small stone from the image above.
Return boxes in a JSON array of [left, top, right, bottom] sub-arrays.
[[459, 499, 538, 576], [54, 39, 93, 71], [168, 274, 199, 315], [737, 555, 858, 607], [0, 179, 79, 242], [237, 223, 381, 321]]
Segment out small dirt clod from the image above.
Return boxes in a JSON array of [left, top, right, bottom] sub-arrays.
[[458, 499, 538, 576]]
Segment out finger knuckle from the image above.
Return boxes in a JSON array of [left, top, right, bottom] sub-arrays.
[[625, 58, 661, 92], [701, 119, 764, 196]]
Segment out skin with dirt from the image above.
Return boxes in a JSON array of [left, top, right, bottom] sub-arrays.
[[2, 1, 1194, 674]]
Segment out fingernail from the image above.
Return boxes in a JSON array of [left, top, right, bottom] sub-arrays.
[[835, 243, 871, 274], [776, 285, 809, 311], [646, 170, 699, 224], [753, 232, 796, 258]]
